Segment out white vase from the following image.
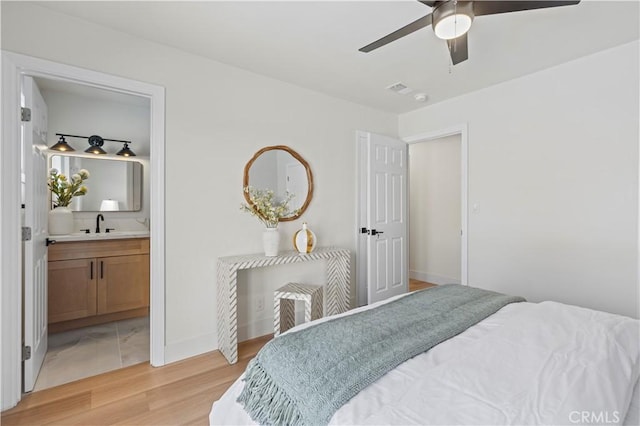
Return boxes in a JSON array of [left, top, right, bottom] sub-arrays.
[[263, 227, 280, 257], [48, 206, 74, 235], [293, 222, 316, 254]]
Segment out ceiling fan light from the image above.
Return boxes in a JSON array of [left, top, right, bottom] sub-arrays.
[[434, 13, 473, 40]]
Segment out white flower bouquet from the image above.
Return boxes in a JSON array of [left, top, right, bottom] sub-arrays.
[[48, 168, 90, 207], [241, 186, 298, 228]]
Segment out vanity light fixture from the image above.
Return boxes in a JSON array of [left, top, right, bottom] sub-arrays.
[[51, 133, 136, 157], [49, 135, 76, 152], [85, 135, 107, 155], [116, 142, 136, 157]]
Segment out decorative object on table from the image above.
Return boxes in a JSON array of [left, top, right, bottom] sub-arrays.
[[293, 222, 316, 254], [262, 228, 280, 257], [240, 186, 298, 257], [47, 168, 90, 235]]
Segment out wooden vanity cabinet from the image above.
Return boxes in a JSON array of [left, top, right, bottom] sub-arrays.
[[48, 259, 97, 323], [48, 238, 149, 332], [97, 254, 149, 314]]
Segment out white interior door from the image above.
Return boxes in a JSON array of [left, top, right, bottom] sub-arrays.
[[285, 162, 307, 210], [22, 76, 49, 392], [364, 132, 408, 304]]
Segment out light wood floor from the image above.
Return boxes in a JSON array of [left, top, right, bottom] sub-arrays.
[[410, 278, 437, 292], [2, 280, 436, 425], [1, 335, 271, 425]]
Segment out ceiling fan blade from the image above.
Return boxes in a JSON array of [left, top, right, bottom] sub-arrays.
[[447, 33, 468, 65], [473, 1, 580, 17], [359, 14, 432, 53], [417, 1, 437, 6]]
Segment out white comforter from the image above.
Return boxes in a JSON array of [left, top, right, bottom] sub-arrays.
[[210, 296, 640, 425]]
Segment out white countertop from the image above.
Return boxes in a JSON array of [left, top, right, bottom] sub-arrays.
[[49, 230, 150, 242]]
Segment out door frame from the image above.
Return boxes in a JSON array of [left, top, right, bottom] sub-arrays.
[[403, 124, 469, 287], [1, 51, 166, 410], [355, 131, 369, 307], [355, 126, 468, 307]]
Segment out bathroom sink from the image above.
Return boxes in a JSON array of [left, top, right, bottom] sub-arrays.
[[50, 230, 150, 242], [94, 230, 149, 238]]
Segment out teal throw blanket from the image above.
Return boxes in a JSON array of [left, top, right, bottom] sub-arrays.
[[237, 284, 525, 425]]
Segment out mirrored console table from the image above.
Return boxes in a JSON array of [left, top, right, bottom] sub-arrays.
[[216, 247, 351, 364]]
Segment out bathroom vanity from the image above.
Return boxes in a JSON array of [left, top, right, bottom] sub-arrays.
[[47, 235, 149, 333]]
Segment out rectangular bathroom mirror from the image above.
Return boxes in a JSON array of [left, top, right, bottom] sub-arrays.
[[50, 155, 143, 212]]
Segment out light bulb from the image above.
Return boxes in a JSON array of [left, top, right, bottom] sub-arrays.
[[434, 13, 472, 40]]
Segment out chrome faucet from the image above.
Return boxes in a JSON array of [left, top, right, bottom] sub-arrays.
[[96, 214, 104, 233]]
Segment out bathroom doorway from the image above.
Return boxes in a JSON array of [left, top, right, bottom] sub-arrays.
[[28, 77, 152, 391], [1, 51, 166, 406]]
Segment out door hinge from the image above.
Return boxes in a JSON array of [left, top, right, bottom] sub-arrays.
[[22, 226, 32, 242], [22, 345, 31, 361], [360, 227, 368, 234], [21, 107, 31, 122]]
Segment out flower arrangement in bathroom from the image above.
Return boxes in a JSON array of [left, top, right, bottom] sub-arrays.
[[240, 186, 297, 228], [48, 168, 90, 207]]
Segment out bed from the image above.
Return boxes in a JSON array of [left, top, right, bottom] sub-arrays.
[[210, 285, 640, 425]]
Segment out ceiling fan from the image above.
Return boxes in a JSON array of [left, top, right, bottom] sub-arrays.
[[359, 1, 581, 65]]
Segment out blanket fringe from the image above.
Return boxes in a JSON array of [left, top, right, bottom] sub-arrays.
[[237, 360, 303, 426]]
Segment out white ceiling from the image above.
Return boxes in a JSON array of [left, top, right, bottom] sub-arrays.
[[36, 1, 639, 114]]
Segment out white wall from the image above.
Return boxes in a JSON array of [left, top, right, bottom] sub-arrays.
[[400, 41, 639, 319], [1, 2, 397, 361], [42, 90, 150, 156], [409, 135, 461, 284]]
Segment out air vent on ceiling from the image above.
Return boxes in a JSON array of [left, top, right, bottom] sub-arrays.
[[386, 82, 413, 95]]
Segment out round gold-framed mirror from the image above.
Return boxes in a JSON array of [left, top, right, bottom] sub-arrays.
[[243, 145, 313, 222]]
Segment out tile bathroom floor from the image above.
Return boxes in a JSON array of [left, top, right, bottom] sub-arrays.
[[34, 316, 149, 391]]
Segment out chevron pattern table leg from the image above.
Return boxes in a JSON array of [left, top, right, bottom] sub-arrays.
[[326, 255, 350, 315], [217, 262, 239, 364], [217, 248, 351, 364]]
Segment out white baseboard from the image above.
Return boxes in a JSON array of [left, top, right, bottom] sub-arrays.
[[163, 317, 280, 365], [164, 332, 217, 365], [163, 320, 273, 365], [410, 270, 461, 285]]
